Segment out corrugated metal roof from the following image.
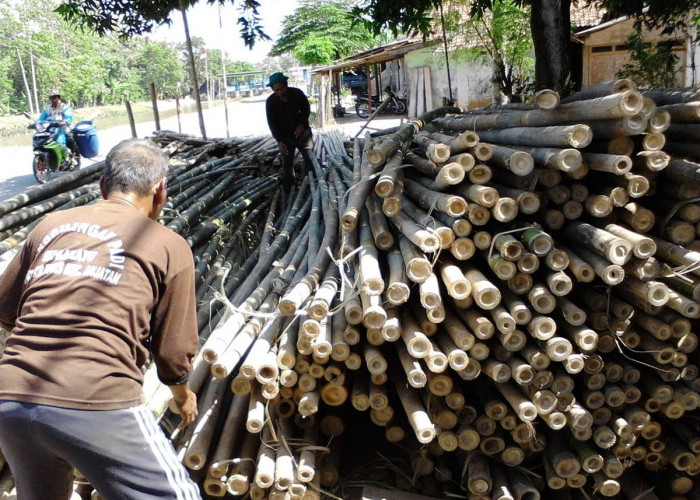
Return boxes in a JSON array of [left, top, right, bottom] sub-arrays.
[[311, 39, 425, 74]]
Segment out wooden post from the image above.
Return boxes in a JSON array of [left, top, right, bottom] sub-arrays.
[[150, 82, 161, 131], [16, 48, 33, 114], [175, 84, 182, 134], [124, 96, 137, 138], [179, 0, 207, 139]]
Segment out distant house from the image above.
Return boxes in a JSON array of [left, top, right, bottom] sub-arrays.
[[288, 66, 313, 96], [573, 12, 699, 87]]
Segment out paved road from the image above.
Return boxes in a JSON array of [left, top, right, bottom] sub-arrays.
[[0, 96, 273, 201], [0, 95, 404, 202]]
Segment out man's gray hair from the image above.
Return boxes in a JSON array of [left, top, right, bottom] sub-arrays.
[[103, 139, 168, 195]]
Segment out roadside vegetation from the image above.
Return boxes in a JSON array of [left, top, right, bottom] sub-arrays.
[[2, 0, 697, 121], [0, 0, 255, 116]]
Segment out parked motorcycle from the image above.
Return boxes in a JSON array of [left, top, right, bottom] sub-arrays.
[[24, 112, 100, 184], [355, 87, 407, 118]]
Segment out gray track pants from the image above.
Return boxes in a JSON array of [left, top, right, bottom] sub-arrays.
[[0, 400, 201, 500]]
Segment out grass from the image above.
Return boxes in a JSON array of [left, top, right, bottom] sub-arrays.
[[0, 100, 179, 139]]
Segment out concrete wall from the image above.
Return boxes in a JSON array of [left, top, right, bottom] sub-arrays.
[[404, 46, 493, 113]]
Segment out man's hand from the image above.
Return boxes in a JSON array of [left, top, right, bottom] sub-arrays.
[[294, 124, 305, 139], [169, 383, 198, 429], [279, 141, 289, 155]]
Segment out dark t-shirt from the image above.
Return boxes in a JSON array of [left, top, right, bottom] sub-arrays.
[[0, 200, 199, 410], [266, 86, 311, 143]]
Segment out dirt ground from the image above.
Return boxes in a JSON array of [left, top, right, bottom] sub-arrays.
[[0, 95, 406, 202]]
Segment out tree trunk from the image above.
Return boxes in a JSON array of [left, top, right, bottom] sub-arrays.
[[530, 0, 571, 94]]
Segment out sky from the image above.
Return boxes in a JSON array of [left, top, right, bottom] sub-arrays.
[[152, 0, 300, 63]]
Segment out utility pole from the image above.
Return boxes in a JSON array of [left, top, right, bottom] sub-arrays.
[[218, 5, 230, 137], [179, 0, 207, 139], [17, 48, 33, 114], [30, 52, 39, 112], [439, 3, 454, 106]]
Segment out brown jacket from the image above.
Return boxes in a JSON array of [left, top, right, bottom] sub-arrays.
[[0, 200, 199, 410]]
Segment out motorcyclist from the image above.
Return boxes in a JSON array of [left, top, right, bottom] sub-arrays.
[[35, 89, 80, 167]]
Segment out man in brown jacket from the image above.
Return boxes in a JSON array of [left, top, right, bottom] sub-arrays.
[[0, 139, 201, 500]]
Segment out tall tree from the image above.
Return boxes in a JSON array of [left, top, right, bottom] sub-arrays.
[[443, 1, 534, 101], [135, 40, 185, 99], [270, 0, 377, 60], [294, 37, 337, 66], [352, 0, 700, 95], [0, 0, 204, 113], [528, 0, 571, 93], [56, 0, 270, 46], [352, 0, 572, 93]]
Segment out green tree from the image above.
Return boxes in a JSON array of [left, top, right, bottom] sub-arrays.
[[135, 40, 185, 98], [351, 0, 571, 93], [270, 0, 377, 60], [294, 36, 336, 65], [176, 36, 207, 95], [352, 0, 700, 94], [616, 29, 680, 88], [56, 0, 270, 47], [443, 1, 534, 101], [227, 61, 256, 74], [0, 0, 202, 114]]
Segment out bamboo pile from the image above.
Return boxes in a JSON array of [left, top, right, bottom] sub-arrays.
[[0, 82, 698, 500]]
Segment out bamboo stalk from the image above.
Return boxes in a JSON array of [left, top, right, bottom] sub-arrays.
[[393, 373, 436, 444]]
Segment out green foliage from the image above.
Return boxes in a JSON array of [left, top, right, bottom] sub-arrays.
[[0, 0, 222, 115], [228, 61, 256, 73], [271, 0, 377, 59], [601, 0, 700, 35], [447, 0, 534, 101], [616, 29, 680, 88], [294, 37, 336, 66], [349, 0, 440, 39], [135, 41, 186, 99], [55, 0, 270, 47]]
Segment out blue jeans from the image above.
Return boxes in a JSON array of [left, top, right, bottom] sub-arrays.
[[0, 400, 201, 500]]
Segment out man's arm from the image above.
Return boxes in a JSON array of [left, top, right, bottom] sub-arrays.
[[0, 245, 32, 331], [149, 239, 201, 427], [63, 105, 73, 126], [168, 381, 198, 429], [266, 97, 281, 141], [297, 89, 311, 126]]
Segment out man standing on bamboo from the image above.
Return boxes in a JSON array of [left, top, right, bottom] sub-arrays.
[[0, 139, 202, 500], [265, 72, 315, 196]]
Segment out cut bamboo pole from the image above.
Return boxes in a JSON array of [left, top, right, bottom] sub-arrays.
[[477, 125, 593, 149], [254, 424, 276, 489], [464, 266, 502, 310], [393, 373, 436, 444], [374, 151, 405, 198]]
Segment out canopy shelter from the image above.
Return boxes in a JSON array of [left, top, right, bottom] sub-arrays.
[[224, 70, 268, 94], [312, 39, 424, 125], [313, 39, 423, 95]]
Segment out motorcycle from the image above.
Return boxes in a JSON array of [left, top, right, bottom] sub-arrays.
[[355, 87, 407, 119], [24, 112, 99, 184]]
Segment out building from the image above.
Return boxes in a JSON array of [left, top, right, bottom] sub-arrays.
[[574, 13, 699, 87]]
